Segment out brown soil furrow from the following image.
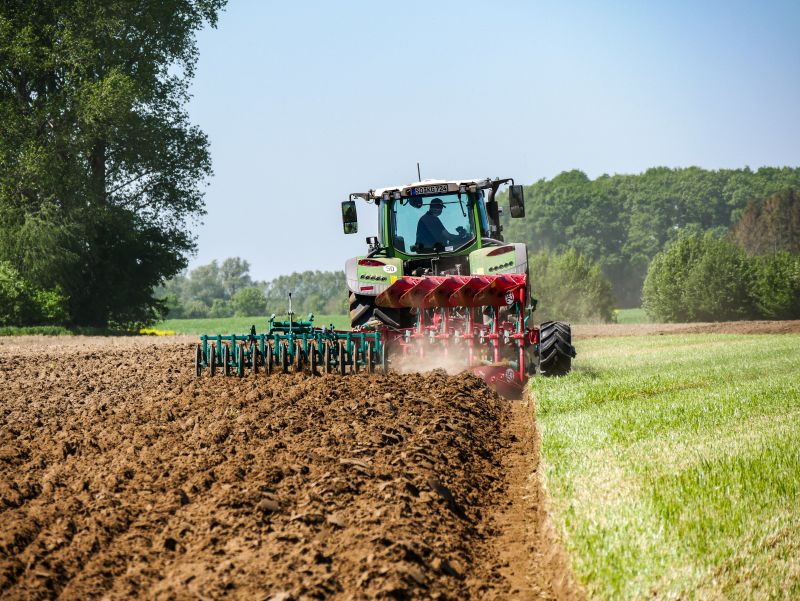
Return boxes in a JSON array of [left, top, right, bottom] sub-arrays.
[[2, 339, 549, 600], [475, 397, 584, 600]]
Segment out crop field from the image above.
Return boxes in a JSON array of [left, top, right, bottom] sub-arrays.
[[1, 323, 798, 600], [532, 333, 800, 599], [0, 336, 575, 599]]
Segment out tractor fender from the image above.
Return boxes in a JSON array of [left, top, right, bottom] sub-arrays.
[[468, 243, 528, 276], [345, 256, 404, 297]]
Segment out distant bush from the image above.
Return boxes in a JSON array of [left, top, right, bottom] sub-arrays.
[[0, 261, 69, 326], [643, 232, 800, 322], [529, 249, 616, 323], [751, 252, 800, 319], [183, 300, 210, 319], [232, 287, 267, 317]]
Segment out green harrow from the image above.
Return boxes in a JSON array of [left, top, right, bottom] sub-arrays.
[[194, 312, 383, 377]]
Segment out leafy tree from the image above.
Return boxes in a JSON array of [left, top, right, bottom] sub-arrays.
[[263, 270, 347, 315], [751, 253, 800, 319], [183, 260, 225, 307], [183, 300, 210, 319], [681, 237, 755, 321], [529, 249, 616, 323], [0, 1, 225, 327], [731, 189, 800, 255], [503, 167, 800, 307], [221, 257, 252, 298], [643, 232, 756, 322], [208, 298, 232, 318], [0, 260, 68, 325], [232, 287, 266, 317]]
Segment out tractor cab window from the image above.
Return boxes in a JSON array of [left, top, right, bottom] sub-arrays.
[[391, 192, 476, 255]]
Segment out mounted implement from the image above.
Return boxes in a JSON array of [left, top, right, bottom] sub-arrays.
[[194, 177, 575, 397], [195, 295, 383, 377]]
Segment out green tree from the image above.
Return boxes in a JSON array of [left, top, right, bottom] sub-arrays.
[[529, 249, 616, 323], [643, 232, 756, 322], [731, 189, 800, 255], [207, 298, 232, 318], [0, 1, 225, 327], [751, 253, 800, 319], [232, 287, 266, 317], [503, 167, 800, 307], [0, 260, 68, 325], [220, 257, 252, 298], [183, 260, 225, 307]]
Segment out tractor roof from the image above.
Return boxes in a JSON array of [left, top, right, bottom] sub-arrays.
[[350, 177, 512, 203]]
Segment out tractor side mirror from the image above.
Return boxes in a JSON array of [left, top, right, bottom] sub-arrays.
[[509, 185, 525, 218], [341, 200, 358, 234]]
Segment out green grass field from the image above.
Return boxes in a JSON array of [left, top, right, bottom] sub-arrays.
[[155, 314, 350, 334], [612, 307, 650, 324], [531, 333, 800, 600]]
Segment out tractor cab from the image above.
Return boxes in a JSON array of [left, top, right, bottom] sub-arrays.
[[342, 177, 529, 329], [343, 177, 524, 256]]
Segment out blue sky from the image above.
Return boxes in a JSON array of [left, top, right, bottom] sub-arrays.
[[186, 0, 800, 281]]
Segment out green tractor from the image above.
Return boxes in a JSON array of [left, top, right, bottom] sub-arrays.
[[341, 177, 575, 379]]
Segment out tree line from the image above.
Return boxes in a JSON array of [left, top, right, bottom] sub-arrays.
[[159, 259, 347, 319], [503, 167, 800, 307], [642, 190, 800, 322]]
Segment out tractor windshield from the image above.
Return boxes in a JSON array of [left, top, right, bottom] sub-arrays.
[[391, 192, 476, 255]]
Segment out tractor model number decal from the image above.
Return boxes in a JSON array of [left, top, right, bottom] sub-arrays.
[[505, 291, 515, 306], [408, 184, 448, 196], [383, 264, 397, 274]]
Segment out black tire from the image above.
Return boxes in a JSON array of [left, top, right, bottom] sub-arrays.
[[538, 321, 576, 376], [349, 292, 414, 329]]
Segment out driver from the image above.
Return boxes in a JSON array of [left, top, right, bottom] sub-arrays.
[[415, 198, 466, 250]]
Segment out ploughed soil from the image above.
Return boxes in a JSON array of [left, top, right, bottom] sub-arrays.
[[0, 338, 580, 600]]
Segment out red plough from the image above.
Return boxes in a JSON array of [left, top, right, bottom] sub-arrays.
[[375, 273, 538, 397]]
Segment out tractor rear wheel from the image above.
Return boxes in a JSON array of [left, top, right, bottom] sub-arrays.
[[349, 292, 414, 329], [538, 321, 576, 376]]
